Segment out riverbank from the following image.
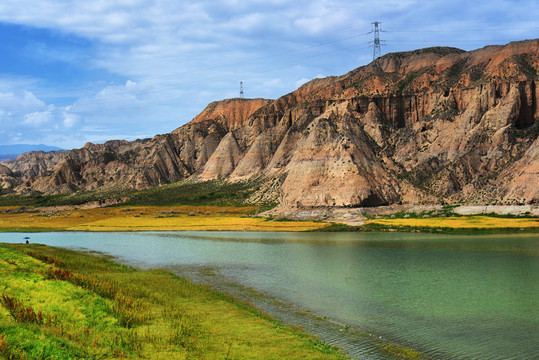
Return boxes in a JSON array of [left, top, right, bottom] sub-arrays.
[[0, 243, 348, 359], [0, 206, 327, 232], [174, 264, 426, 360], [0, 205, 538, 233]]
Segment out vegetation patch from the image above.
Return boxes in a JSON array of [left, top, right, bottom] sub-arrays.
[[515, 54, 538, 78], [0, 243, 346, 359], [69, 214, 327, 232], [124, 180, 260, 207], [396, 68, 430, 95], [0, 188, 133, 208], [378, 343, 424, 359], [0, 206, 327, 232], [0, 179, 267, 208], [364, 216, 539, 234]]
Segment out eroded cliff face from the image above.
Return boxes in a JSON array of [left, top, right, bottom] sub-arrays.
[[3, 40, 538, 207]]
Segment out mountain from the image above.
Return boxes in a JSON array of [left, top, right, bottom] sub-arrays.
[[2, 40, 538, 210], [0, 144, 64, 156], [0, 155, 18, 161]]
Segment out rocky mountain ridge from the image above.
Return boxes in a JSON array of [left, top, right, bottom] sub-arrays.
[[2, 40, 538, 210]]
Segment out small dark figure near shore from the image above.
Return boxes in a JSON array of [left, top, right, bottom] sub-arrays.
[[25, 240, 29, 244]]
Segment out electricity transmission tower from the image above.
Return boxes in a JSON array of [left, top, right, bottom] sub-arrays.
[[240, 81, 244, 98], [369, 21, 386, 61]]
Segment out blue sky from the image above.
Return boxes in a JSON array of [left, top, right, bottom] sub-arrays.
[[0, 0, 537, 149]]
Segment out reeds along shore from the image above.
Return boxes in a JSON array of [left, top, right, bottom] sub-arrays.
[[0, 243, 346, 359]]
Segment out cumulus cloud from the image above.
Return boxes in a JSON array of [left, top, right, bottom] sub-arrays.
[[23, 108, 53, 126], [0, 89, 77, 146], [62, 113, 82, 129]]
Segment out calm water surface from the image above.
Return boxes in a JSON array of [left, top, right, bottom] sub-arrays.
[[1, 231, 538, 359]]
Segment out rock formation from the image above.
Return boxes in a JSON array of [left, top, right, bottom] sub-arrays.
[[2, 40, 538, 208]]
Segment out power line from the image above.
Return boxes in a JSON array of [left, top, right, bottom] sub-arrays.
[[0, 31, 373, 103], [386, 26, 539, 33], [3, 24, 536, 103], [0, 22, 537, 114], [0, 43, 373, 114]]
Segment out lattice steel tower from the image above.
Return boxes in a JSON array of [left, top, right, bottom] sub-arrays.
[[240, 81, 244, 98], [369, 21, 385, 61]]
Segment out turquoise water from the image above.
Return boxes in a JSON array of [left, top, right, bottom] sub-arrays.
[[1, 231, 538, 359]]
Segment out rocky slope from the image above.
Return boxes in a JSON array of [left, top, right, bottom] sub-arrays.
[[2, 40, 538, 209]]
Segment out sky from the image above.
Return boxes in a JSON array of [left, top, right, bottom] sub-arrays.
[[0, 0, 537, 150]]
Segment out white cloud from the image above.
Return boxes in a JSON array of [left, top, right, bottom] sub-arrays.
[[62, 113, 82, 129], [0, 0, 536, 149], [23, 109, 53, 126]]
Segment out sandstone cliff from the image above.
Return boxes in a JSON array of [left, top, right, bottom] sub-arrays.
[[3, 40, 538, 208]]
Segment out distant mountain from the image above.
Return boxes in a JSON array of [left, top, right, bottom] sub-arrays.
[[0, 144, 64, 156], [0, 154, 18, 161]]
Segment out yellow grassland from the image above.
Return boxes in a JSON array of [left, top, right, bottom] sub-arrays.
[[2, 206, 538, 232], [0, 206, 328, 232], [368, 216, 539, 229]]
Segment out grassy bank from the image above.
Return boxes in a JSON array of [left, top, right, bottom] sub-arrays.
[[1, 206, 538, 233], [0, 206, 328, 232], [0, 243, 346, 359], [364, 216, 539, 234]]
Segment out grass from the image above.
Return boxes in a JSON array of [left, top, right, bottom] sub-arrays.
[[0, 188, 134, 208], [0, 206, 328, 232], [378, 343, 424, 360], [365, 216, 539, 233], [69, 216, 327, 232], [124, 180, 258, 207], [1, 204, 537, 234], [0, 180, 266, 208], [0, 243, 346, 359]]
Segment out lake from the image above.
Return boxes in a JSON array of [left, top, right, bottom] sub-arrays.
[[1, 231, 538, 359]]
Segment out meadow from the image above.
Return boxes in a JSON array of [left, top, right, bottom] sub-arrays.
[[1, 206, 539, 233], [0, 178, 537, 234], [0, 243, 346, 359], [0, 206, 328, 232], [365, 215, 539, 233]]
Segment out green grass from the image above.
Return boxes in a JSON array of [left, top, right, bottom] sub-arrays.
[[317, 213, 539, 234], [378, 343, 423, 359], [0, 188, 134, 207], [361, 223, 539, 235], [0, 243, 346, 359], [0, 179, 265, 208], [124, 180, 259, 207], [315, 223, 363, 232]]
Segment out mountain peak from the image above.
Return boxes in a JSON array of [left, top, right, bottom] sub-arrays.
[[181, 98, 272, 132]]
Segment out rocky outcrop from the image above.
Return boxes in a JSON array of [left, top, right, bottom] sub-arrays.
[[4, 151, 66, 180], [3, 40, 538, 208], [0, 164, 18, 193], [185, 98, 272, 132]]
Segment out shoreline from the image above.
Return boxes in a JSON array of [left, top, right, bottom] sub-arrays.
[[173, 264, 428, 360], [0, 243, 347, 359], [0, 243, 427, 359], [0, 205, 538, 234]]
